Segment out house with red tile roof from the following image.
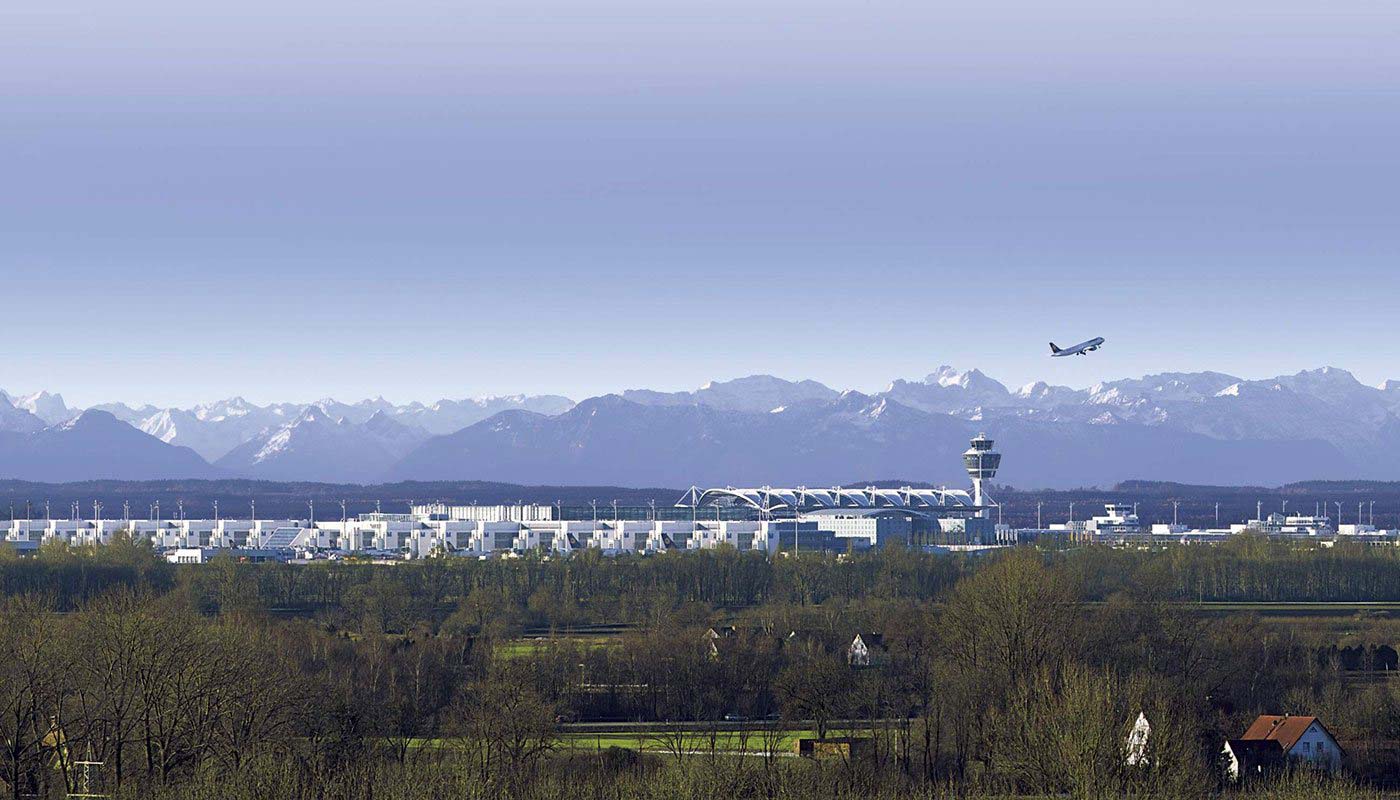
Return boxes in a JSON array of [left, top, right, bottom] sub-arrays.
[[1224, 714, 1342, 780]]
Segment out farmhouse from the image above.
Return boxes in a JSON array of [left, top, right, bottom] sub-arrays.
[[1224, 714, 1342, 780]]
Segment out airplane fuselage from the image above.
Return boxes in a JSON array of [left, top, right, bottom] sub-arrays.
[[1050, 337, 1105, 357]]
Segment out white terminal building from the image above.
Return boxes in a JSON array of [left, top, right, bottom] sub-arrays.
[[0, 435, 1005, 562]]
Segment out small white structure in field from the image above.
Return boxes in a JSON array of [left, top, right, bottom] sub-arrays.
[[1125, 711, 1151, 766], [847, 633, 887, 668]]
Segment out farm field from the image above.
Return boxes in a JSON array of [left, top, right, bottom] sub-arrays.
[[407, 729, 817, 754], [496, 636, 621, 659], [1184, 602, 1400, 617], [560, 728, 814, 753]]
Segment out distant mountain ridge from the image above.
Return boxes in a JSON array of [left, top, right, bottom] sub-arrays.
[[622, 375, 840, 413], [0, 410, 217, 482], [94, 393, 573, 461], [215, 407, 431, 483], [5, 365, 1400, 487]]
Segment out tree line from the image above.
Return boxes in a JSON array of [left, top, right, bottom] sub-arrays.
[[10, 533, 1400, 621]]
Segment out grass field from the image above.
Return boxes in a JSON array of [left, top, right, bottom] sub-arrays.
[[1185, 602, 1400, 617], [558, 728, 815, 753], [408, 728, 819, 755], [496, 636, 620, 658]]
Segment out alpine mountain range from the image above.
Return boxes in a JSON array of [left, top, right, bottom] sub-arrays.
[[0, 366, 1395, 488]]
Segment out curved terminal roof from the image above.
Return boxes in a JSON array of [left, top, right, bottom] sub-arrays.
[[676, 485, 977, 517]]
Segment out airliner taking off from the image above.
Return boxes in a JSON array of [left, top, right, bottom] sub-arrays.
[[1049, 337, 1105, 357]]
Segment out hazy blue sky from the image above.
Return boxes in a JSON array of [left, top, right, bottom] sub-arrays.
[[3, 0, 1398, 407]]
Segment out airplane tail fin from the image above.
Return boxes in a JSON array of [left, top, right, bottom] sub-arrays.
[[1049, 342, 1061, 354]]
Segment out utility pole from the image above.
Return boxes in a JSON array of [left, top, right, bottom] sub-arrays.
[[212, 500, 223, 547]]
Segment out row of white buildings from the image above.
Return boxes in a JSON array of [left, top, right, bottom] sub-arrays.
[[1010, 503, 1400, 546], [14, 500, 1390, 562], [2, 507, 859, 562]]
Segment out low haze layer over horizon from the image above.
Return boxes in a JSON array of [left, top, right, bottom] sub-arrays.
[[4, 0, 1398, 407]]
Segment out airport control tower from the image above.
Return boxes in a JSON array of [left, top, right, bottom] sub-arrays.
[[963, 433, 1001, 518]]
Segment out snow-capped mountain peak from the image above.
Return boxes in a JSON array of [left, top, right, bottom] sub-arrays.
[[1014, 381, 1083, 409], [10, 391, 72, 424], [215, 403, 432, 482], [194, 396, 255, 422], [929, 365, 989, 389], [293, 406, 338, 426]]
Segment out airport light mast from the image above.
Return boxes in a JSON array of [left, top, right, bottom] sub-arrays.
[[963, 433, 1001, 519]]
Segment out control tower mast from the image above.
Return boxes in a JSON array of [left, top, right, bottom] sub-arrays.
[[963, 433, 1001, 519]]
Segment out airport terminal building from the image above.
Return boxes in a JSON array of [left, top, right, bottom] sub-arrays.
[[1, 436, 1005, 561]]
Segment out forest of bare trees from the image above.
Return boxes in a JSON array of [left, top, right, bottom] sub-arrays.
[[2, 537, 1400, 798]]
